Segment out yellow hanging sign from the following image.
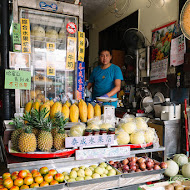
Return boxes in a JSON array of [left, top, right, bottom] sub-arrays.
[[47, 43, 55, 52], [20, 18, 31, 53], [66, 37, 77, 70], [47, 65, 55, 76], [78, 31, 85, 62]]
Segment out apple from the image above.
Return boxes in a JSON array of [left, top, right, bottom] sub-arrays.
[[92, 173, 100, 179], [129, 161, 136, 166], [94, 167, 104, 175], [139, 163, 146, 170], [71, 167, 79, 172], [32, 171, 41, 178], [11, 172, 18, 177], [106, 165, 112, 170], [13, 178, 23, 187], [48, 169, 57, 176], [64, 175, 69, 181], [137, 158, 146, 164], [67, 178, 76, 182], [18, 170, 27, 179], [104, 169, 108, 175], [160, 162, 167, 169], [122, 159, 129, 165], [26, 173, 32, 177], [40, 181, 49, 187], [99, 162, 107, 168], [84, 168, 92, 176], [131, 157, 137, 163], [34, 176, 43, 184], [3, 178, 13, 189], [77, 169, 85, 177], [109, 161, 114, 165], [62, 171, 68, 176], [23, 176, 33, 186], [101, 174, 107, 178], [79, 166, 86, 170], [113, 163, 118, 168], [2, 173, 11, 180], [11, 174, 18, 181], [24, 170, 30, 174], [39, 167, 49, 175], [122, 165, 129, 171], [44, 174, 53, 183], [54, 173, 64, 183], [107, 169, 116, 176], [50, 180, 59, 185], [20, 185, 29, 189], [31, 169, 38, 174], [9, 185, 19, 190], [30, 183, 39, 188], [154, 160, 160, 165], [136, 169, 142, 172], [146, 161, 154, 169], [154, 165, 161, 170], [84, 176, 92, 180], [130, 165, 137, 171], [69, 170, 77, 179], [89, 165, 97, 169], [75, 177, 84, 181]]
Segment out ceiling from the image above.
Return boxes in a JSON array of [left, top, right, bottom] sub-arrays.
[[60, 0, 111, 23]]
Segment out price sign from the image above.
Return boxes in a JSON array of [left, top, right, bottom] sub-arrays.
[[12, 23, 21, 52], [66, 22, 77, 34], [47, 43, 55, 52], [76, 147, 131, 160], [66, 37, 77, 70], [20, 18, 31, 53], [4, 69, 31, 90]]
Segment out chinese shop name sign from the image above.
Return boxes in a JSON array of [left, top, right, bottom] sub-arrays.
[[4, 69, 31, 90], [65, 135, 114, 148], [78, 31, 85, 62], [77, 61, 85, 100]]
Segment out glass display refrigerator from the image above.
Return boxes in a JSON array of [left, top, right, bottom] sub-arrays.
[[12, 0, 83, 113]]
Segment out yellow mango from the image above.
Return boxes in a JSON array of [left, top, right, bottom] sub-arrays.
[[49, 99, 54, 107], [65, 100, 71, 108], [94, 104, 101, 119], [25, 101, 32, 113], [50, 102, 62, 119], [31, 101, 40, 111], [87, 103, 94, 120], [70, 104, 79, 122], [62, 104, 70, 119], [79, 100, 87, 122], [40, 104, 50, 118]]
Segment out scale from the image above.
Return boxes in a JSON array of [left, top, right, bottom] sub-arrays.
[[96, 97, 118, 121]]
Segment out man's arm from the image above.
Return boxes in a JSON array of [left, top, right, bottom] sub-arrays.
[[106, 79, 121, 97], [87, 82, 93, 90]]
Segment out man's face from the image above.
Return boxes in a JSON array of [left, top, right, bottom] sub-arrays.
[[100, 51, 112, 65]]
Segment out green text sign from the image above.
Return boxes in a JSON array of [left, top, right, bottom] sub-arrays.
[[5, 69, 31, 90], [12, 23, 21, 52]]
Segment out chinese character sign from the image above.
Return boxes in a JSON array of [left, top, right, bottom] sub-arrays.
[[46, 43, 56, 76], [12, 23, 21, 52], [77, 61, 85, 100], [78, 31, 85, 62], [65, 135, 114, 148], [20, 18, 31, 53], [66, 37, 77, 70], [4, 69, 31, 90]]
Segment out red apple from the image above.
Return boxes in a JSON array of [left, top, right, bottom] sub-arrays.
[[129, 161, 136, 166], [109, 161, 114, 165], [18, 170, 27, 179], [31, 169, 38, 175], [44, 174, 53, 183], [122, 164, 129, 171], [139, 162, 146, 170], [135, 169, 142, 172], [154, 165, 161, 170], [146, 161, 154, 169], [54, 173, 64, 183], [160, 162, 167, 169], [39, 167, 49, 175], [23, 176, 33, 186], [11, 172, 18, 177], [32, 171, 41, 178], [122, 159, 129, 165], [34, 176, 43, 184], [137, 158, 145, 164], [11, 174, 18, 180], [113, 163, 118, 168], [2, 173, 11, 180], [131, 157, 137, 163], [48, 169, 57, 176], [3, 178, 13, 189], [130, 165, 137, 171]]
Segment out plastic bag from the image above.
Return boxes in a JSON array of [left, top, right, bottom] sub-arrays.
[[120, 113, 135, 123], [70, 123, 86, 137], [135, 117, 148, 131], [87, 116, 102, 126], [130, 130, 145, 145]]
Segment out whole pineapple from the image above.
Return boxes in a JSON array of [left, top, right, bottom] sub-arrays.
[[11, 117, 24, 151], [53, 112, 68, 150], [18, 125, 37, 152]]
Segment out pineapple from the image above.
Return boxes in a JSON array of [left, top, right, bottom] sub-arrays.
[[18, 125, 37, 152], [53, 112, 68, 150], [11, 116, 24, 151]]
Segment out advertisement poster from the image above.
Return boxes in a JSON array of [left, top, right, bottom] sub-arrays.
[[4, 69, 31, 90], [151, 21, 176, 62], [9, 52, 30, 68], [170, 34, 186, 66], [150, 58, 168, 83], [77, 61, 85, 100]]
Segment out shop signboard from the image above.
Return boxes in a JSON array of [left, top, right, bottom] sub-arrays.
[[78, 31, 85, 62], [20, 18, 31, 53], [12, 23, 21, 52], [77, 61, 85, 100], [76, 147, 130, 160], [4, 69, 31, 90], [66, 37, 77, 70]]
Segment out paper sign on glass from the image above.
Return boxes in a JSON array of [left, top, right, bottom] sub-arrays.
[[66, 37, 76, 70], [4, 69, 31, 90], [20, 18, 31, 53]]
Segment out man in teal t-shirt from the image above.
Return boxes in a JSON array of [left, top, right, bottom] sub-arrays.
[[87, 49, 123, 108]]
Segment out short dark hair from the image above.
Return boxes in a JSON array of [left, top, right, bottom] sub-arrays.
[[98, 49, 112, 56]]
